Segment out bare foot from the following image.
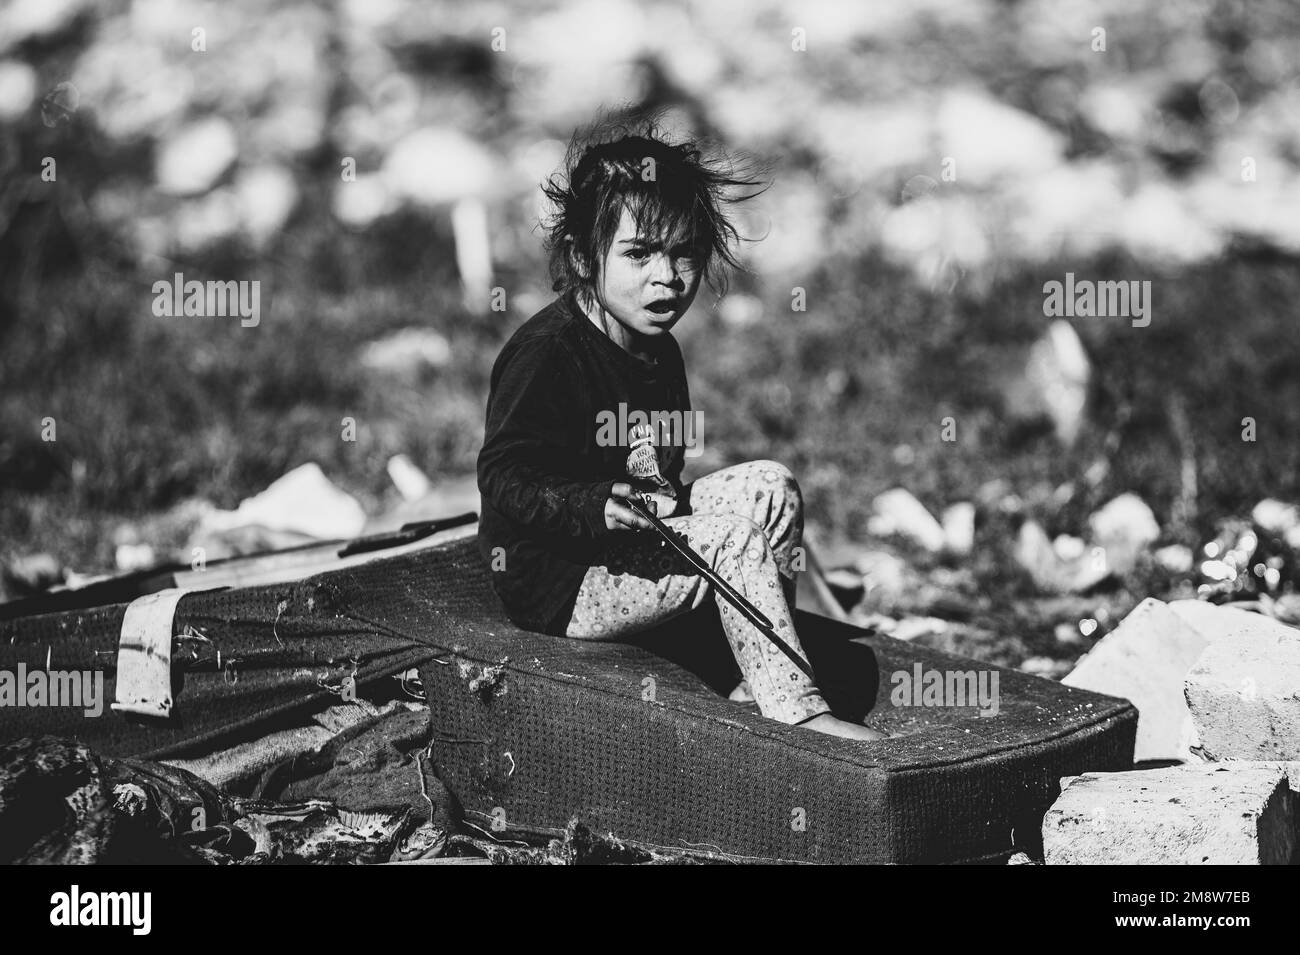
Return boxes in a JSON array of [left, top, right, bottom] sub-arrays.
[[728, 680, 755, 703], [797, 714, 886, 742]]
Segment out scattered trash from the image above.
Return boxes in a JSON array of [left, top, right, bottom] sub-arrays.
[[114, 543, 155, 573], [867, 488, 946, 553], [1, 552, 64, 596], [387, 454, 433, 502], [1251, 498, 1300, 549], [1014, 519, 1109, 593], [459, 659, 510, 702], [888, 617, 950, 642], [941, 502, 976, 556], [1018, 655, 1071, 679], [360, 328, 453, 378], [191, 463, 367, 550]]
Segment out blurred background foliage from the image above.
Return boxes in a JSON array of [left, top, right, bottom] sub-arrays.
[[1, 0, 1299, 626]]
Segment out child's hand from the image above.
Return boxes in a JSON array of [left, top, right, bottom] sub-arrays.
[[604, 482, 658, 532]]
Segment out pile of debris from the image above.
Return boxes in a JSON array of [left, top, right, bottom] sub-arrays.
[[0, 672, 692, 865], [0, 675, 476, 865], [1041, 597, 1299, 863], [809, 485, 1300, 678]]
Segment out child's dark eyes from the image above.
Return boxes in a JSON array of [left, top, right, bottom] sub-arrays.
[[624, 246, 700, 264]]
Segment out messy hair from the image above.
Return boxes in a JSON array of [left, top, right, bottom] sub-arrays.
[[541, 111, 767, 306]]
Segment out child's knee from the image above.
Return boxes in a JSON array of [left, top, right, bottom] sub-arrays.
[[719, 515, 775, 568], [747, 460, 803, 517], [690, 513, 768, 558]]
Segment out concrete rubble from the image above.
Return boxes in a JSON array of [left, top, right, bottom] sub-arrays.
[[1047, 593, 1300, 864], [1043, 762, 1295, 865], [1061, 597, 1222, 762], [1185, 613, 1300, 761]]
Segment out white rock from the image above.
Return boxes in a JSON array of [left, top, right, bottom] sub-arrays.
[[0, 61, 37, 121], [1167, 598, 1255, 637], [1255, 761, 1300, 794], [155, 117, 239, 196], [1155, 544, 1194, 573], [114, 543, 156, 573], [199, 463, 366, 540], [3, 553, 63, 592], [1090, 493, 1160, 545], [1052, 534, 1086, 561], [1062, 597, 1229, 762], [333, 174, 392, 229], [941, 502, 975, 556], [235, 165, 298, 248], [386, 454, 432, 502], [1185, 614, 1300, 761], [1054, 621, 1086, 646], [1089, 493, 1160, 574], [1016, 520, 1108, 593], [0, 0, 87, 51], [1252, 498, 1300, 549], [999, 320, 1091, 446], [1015, 520, 1057, 590], [1043, 763, 1294, 865], [1079, 83, 1149, 145], [1251, 498, 1299, 534], [360, 328, 452, 377], [452, 196, 493, 314], [867, 488, 946, 552]]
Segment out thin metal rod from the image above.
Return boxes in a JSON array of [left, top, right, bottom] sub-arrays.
[[626, 495, 815, 680]]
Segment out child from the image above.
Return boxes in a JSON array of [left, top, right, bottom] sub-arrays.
[[476, 117, 882, 742]]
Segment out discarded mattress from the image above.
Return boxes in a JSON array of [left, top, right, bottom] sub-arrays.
[[324, 535, 1138, 864], [0, 520, 481, 759], [0, 527, 1137, 863]]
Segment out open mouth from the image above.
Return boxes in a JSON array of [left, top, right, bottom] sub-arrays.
[[645, 300, 679, 314]]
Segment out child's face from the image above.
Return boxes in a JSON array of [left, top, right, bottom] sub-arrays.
[[588, 207, 703, 339]]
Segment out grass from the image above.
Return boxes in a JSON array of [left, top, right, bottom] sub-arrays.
[[3, 188, 1300, 658]]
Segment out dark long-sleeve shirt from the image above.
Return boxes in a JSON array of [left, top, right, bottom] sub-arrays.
[[477, 290, 691, 634]]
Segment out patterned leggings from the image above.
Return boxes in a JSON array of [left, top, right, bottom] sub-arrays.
[[564, 460, 830, 725]]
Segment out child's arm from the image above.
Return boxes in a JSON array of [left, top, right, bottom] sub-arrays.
[[477, 336, 615, 539]]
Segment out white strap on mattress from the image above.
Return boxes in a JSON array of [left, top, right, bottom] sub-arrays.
[[111, 588, 190, 718]]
